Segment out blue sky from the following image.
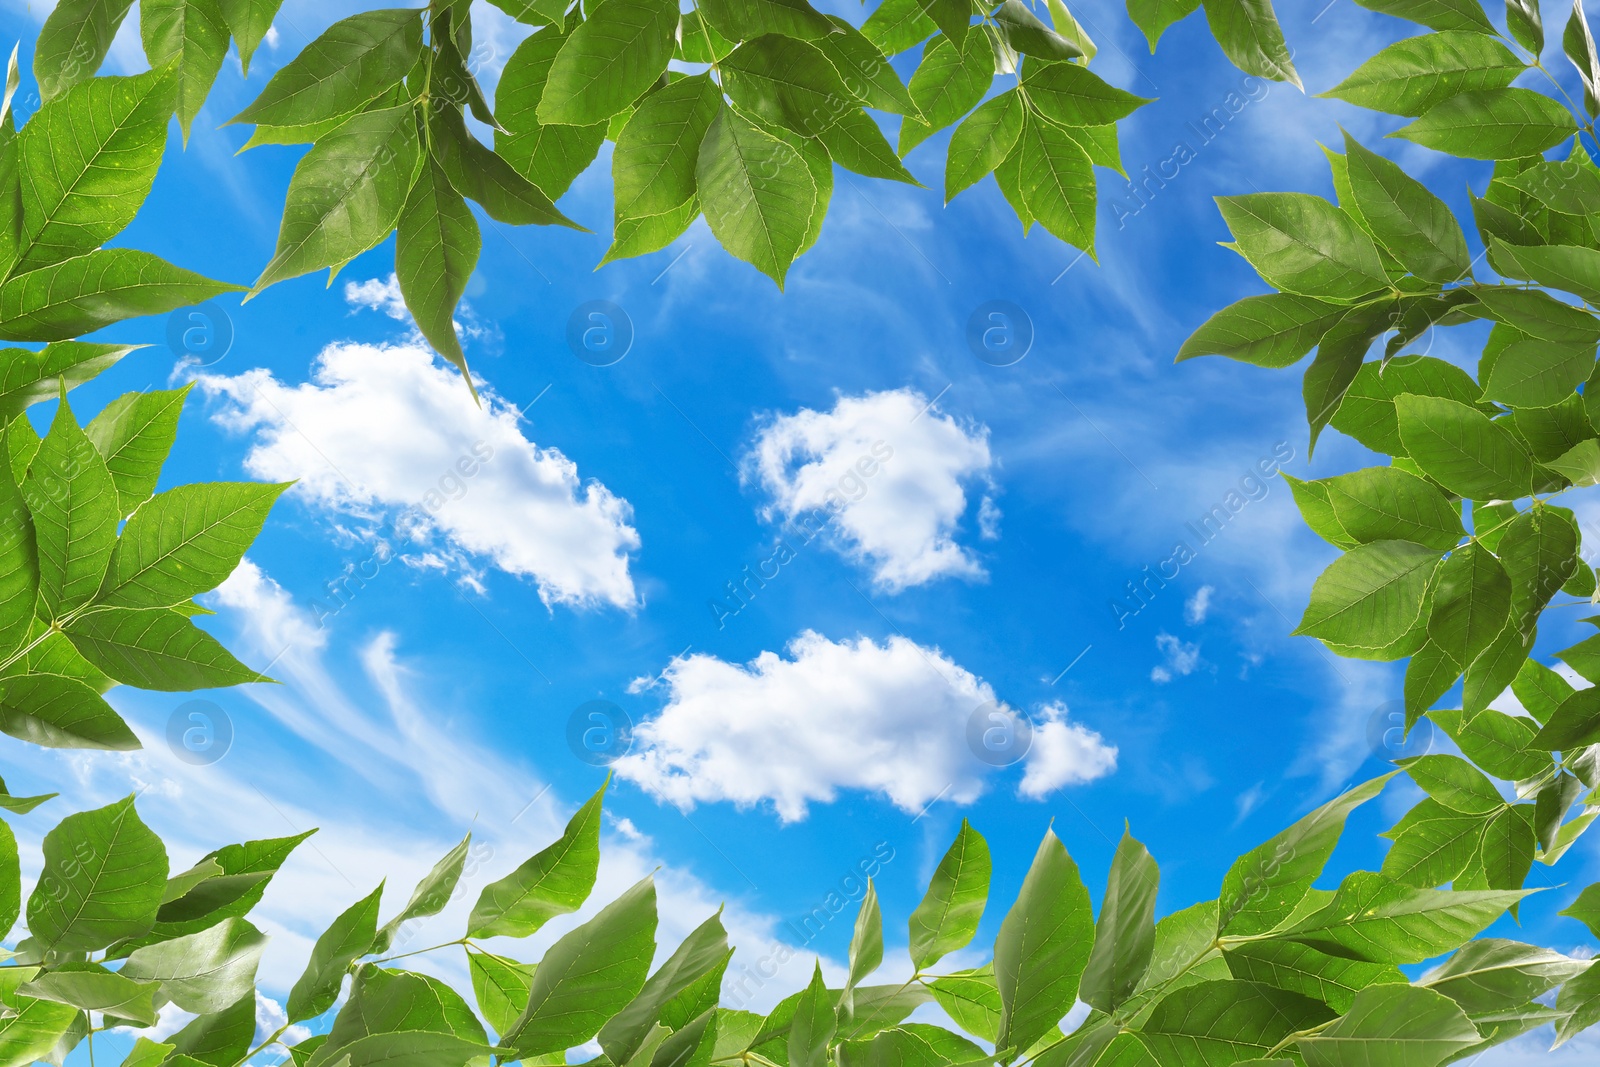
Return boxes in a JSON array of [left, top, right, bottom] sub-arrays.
[[3, 0, 1599, 1062]]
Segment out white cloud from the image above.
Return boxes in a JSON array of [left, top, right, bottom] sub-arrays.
[[1185, 585, 1213, 625], [744, 389, 997, 592], [1018, 702, 1119, 799], [196, 340, 639, 610], [614, 631, 1115, 822], [344, 275, 410, 320], [1151, 632, 1202, 684]]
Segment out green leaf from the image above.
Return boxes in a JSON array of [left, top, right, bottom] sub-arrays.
[[1396, 393, 1535, 501], [119, 917, 268, 1014], [168, 991, 255, 1067], [113, 830, 313, 953], [1218, 774, 1395, 936], [1199, 0, 1300, 87], [1296, 983, 1479, 1067], [1294, 540, 1439, 650], [0, 992, 79, 1066], [817, 16, 918, 117], [1316, 467, 1464, 550], [0, 248, 242, 342], [1427, 940, 1587, 1017], [231, 9, 421, 130], [1485, 335, 1594, 408], [863, 0, 938, 55], [1500, 505, 1580, 631], [817, 108, 920, 184], [64, 606, 270, 690], [0, 447, 35, 659], [1351, 0, 1495, 32], [1532, 685, 1600, 748], [1012, 113, 1097, 253], [1507, 244, 1600, 315], [537, 0, 678, 126], [217, 0, 287, 76], [1381, 799, 1482, 887], [288, 883, 383, 1023], [469, 780, 604, 939], [1280, 871, 1530, 964], [19, 966, 161, 1023], [1429, 708, 1548, 780], [1394, 88, 1578, 159], [253, 103, 421, 292], [699, 0, 836, 41], [85, 388, 190, 517], [26, 794, 167, 953], [1555, 954, 1600, 1046], [0, 816, 16, 941], [430, 106, 581, 230], [140, 0, 230, 140], [910, 819, 990, 973], [945, 91, 1025, 202], [0, 343, 136, 421], [33, 0, 138, 102], [1499, 158, 1600, 215], [612, 76, 721, 223], [1398, 754, 1505, 814], [0, 672, 137, 749], [1566, 0, 1600, 116], [994, 829, 1094, 1058], [903, 31, 992, 149], [493, 28, 607, 200], [927, 967, 1000, 1043], [1217, 193, 1387, 301], [1473, 285, 1600, 345], [1331, 354, 1483, 456], [916, 0, 973, 47], [1342, 133, 1470, 282], [1427, 543, 1511, 666], [1023, 62, 1151, 126], [600, 909, 729, 1063], [788, 962, 834, 1067], [1136, 980, 1331, 1065], [13, 64, 177, 274], [1127, 0, 1201, 50], [0, 776, 57, 815], [1546, 437, 1600, 487], [372, 833, 470, 955], [599, 196, 699, 264], [992, 0, 1082, 62], [722, 34, 855, 138], [1176, 293, 1346, 367], [841, 881, 883, 1014], [100, 481, 286, 609], [468, 951, 536, 1037], [1323, 31, 1523, 116], [506, 875, 658, 1057], [1221, 939, 1405, 1015], [22, 395, 117, 618], [696, 106, 816, 288], [396, 158, 479, 379], [1080, 828, 1159, 1014]]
